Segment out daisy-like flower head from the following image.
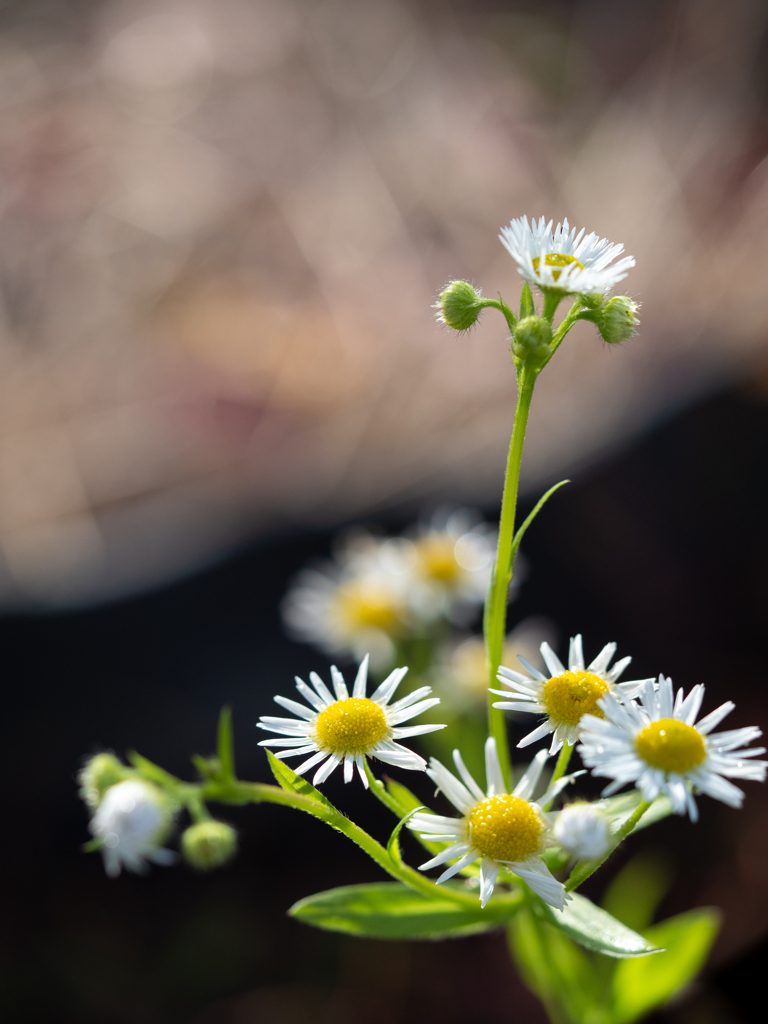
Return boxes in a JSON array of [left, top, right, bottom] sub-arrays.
[[90, 779, 176, 878], [257, 655, 446, 787], [578, 676, 768, 821], [493, 634, 654, 754], [408, 738, 581, 909], [499, 216, 635, 295]]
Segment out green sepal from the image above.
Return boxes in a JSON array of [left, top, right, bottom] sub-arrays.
[[509, 479, 569, 568], [127, 751, 181, 789], [611, 909, 720, 1023], [217, 705, 236, 782], [387, 806, 424, 867], [266, 750, 336, 812], [290, 882, 521, 940], [520, 281, 535, 319], [539, 892, 663, 958]]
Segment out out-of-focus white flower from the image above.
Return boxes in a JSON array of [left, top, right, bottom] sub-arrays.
[[257, 655, 446, 787], [554, 802, 611, 861], [90, 779, 176, 878], [493, 634, 653, 753], [499, 216, 635, 295], [409, 738, 580, 909], [578, 676, 768, 821]]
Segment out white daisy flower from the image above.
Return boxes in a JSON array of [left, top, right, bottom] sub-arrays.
[[90, 779, 176, 878], [409, 738, 580, 909], [499, 216, 635, 295], [257, 655, 446, 787], [492, 634, 654, 754], [578, 676, 768, 821], [554, 802, 611, 861]]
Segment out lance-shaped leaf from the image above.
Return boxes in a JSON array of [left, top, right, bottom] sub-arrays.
[[611, 908, 720, 1023], [266, 751, 336, 812], [290, 882, 521, 940], [538, 892, 663, 958], [387, 806, 424, 867]]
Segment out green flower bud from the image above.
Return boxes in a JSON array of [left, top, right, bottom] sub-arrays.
[[579, 292, 604, 310], [435, 280, 483, 331], [512, 315, 552, 365], [594, 296, 639, 344], [181, 820, 238, 871], [78, 753, 128, 809]]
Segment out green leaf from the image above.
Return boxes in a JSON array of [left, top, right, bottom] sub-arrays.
[[604, 791, 673, 833], [612, 909, 720, 1023], [540, 892, 663, 959], [602, 851, 673, 933], [384, 776, 423, 814], [520, 280, 535, 319], [127, 751, 181, 789], [387, 806, 424, 867], [290, 882, 516, 940], [510, 480, 569, 566], [266, 751, 336, 812], [217, 705, 235, 781]]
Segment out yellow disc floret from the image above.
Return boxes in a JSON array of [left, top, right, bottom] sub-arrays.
[[468, 794, 544, 863], [313, 697, 390, 756], [532, 253, 584, 282], [635, 719, 707, 774], [334, 580, 402, 633], [542, 671, 610, 725], [415, 534, 461, 584]]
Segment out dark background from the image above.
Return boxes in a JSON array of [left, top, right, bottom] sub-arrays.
[[4, 377, 768, 1024]]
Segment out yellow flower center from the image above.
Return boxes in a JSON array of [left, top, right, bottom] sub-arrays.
[[635, 719, 707, 774], [313, 697, 390, 756], [415, 535, 460, 583], [468, 794, 544, 863], [532, 252, 584, 282], [335, 581, 401, 633], [542, 671, 610, 725]]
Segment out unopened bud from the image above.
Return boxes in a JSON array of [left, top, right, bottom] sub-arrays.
[[435, 280, 483, 331], [79, 753, 127, 809], [181, 820, 238, 871], [554, 802, 611, 860], [594, 296, 639, 344], [512, 315, 552, 365]]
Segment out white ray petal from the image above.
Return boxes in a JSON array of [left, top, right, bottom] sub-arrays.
[[352, 655, 369, 697]]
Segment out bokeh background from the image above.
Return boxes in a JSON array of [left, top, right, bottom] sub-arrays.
[[4, 0, 768, 1020]]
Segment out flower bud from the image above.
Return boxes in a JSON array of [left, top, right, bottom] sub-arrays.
[[435, 280, 483, 331], [512, 315, 552, 364], [78, 753, 127, 809], [181, 820, 238, 871], [594, 296, 639, 344], [90, 779, 176, 877], [554, 802, 611, 860]]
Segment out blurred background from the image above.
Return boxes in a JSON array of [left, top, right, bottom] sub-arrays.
[[4, 0, 768, 1020]]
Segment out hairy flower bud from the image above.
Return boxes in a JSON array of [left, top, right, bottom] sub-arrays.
[[182, 820, 238, 871], [79, 753, 127, 809], [554, 802, 611, 860], [435, 280, 483, 331], [594, 296, 640, 344], [90, 779, 176, 877], [512, 315, 552, 365]]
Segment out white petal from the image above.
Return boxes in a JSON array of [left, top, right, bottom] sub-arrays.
[[330, 666, 349, 700], [589, 642, 617, 675], [294, 750, 330, 776], [513, 749, 549, 800], [273, 696, 315, 720], [391, 723, 447, 739], [419, 842, 471, 871], [436, 852, 478, 883], [352, 655, 369, 697], [569, 635, 585, 672], [517, 721, 555, 748], [370, 666, 409, 704], [427, 759, 476, 813], [479, 858, 500, 907], [294, 677, 325, 711], [484, 737, 506, 796], [540, 642, 565, 677], [452, 749, 486, 802], [696, 702, 735, 734], [313, 754, 341, 785], [309, 671, 334, 706]]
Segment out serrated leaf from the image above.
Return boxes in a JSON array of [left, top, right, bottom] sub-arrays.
[[290, 882, 515, 940], [266, 751, 336, 812], [611, 908, 720, 1023], [540, 892, 663, 959], [387, 806, 424, 867]]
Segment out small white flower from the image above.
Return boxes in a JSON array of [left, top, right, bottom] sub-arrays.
[[90, 779, 176, 878], [554, 802, 611, 861], [257, 655, 446, 787], [499, 216, 635, 295], [578, 676, 768, 821], [492, 634, 653, 753], [409, 738, 580, 909]]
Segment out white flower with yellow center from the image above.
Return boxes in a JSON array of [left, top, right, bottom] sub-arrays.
[[257, 655, 446, 787], [578, 676, 768, 821], [499, 216, 635, 295], [90, 779, 176, 878], [492, 634, 653, 753], [409, 738, 580, 909]]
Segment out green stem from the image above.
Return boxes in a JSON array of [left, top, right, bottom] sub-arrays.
[[485, 362, 537, 789], [542, 290, 564, 323], [541, 743, 573, 811], [547, 299, 584, 359], [478, 296, 517, 333], [565, 799, 651, 892]]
